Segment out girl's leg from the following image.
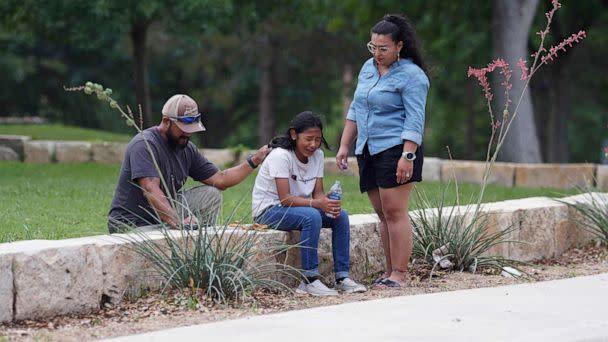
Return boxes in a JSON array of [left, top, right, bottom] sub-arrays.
[[321, 209, 350, 280], [378, 183, 415, 285], [256, 205, 322, 278], [367, 188, 391, 279]]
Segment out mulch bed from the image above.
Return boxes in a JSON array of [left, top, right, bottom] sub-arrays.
[[1, 243, 607, 342]]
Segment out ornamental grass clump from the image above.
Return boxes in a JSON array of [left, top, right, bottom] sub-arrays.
[[67, 83, 299, 303], [411, 185, 524, 277], [114, 199, 298, 303]]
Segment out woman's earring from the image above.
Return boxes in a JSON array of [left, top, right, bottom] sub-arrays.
[[397, 51, 400, 61]]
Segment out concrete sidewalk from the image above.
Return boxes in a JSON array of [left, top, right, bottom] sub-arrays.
[[105, 273, 608, 342]]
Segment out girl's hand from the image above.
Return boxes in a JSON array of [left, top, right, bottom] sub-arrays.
[[396, 158, 413, 184], [314, 196, 341, 217]]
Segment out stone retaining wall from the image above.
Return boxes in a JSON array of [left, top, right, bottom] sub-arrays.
[[1, 135, 607, 190], [1, 193, 605, 323]]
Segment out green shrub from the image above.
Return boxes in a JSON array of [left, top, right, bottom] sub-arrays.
[[411, 186, 524, 276]]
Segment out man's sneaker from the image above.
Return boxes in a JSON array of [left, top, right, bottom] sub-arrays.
[[335, 277, 367, 293], [296, 279, 339, 296]]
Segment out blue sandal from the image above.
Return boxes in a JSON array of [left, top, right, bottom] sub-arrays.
[[379, 278, 402, 288], [372, 277, 385, 285]]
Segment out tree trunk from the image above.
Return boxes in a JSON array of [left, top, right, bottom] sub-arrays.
[[545, 65, 571, 162], [258, 36, 276, 146], [493, 0, 543, 163], [131, 21, 153, 128], [465, 80, 476, 159]]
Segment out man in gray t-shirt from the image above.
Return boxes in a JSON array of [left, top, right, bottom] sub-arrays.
[[108, 94, 270, 233]]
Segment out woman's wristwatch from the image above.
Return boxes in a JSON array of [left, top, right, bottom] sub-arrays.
[[401, 151, 416, 161]]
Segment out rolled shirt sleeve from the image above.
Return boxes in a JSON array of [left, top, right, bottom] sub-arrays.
[[400, 72, 429, 146], [346, 99, 357, 122]]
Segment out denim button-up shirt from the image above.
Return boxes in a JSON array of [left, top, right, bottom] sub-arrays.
[[346, 57, 429, 156]]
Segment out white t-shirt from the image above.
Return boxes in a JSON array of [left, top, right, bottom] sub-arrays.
[[252, 147, 324, 218]]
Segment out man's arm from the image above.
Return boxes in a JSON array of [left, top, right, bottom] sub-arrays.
[[137, 177, 179, 228], [202, 145, 271, 190]]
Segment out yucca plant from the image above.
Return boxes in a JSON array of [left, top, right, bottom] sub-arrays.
[[69, 82, 300, 303], [557, 190, 608, 245], [116, 201, 299, 303], [411, 185, 525, 277]]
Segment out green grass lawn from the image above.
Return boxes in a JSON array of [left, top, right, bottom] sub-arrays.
[[0, 161, 578, 243], [0, 124, 131, 142]]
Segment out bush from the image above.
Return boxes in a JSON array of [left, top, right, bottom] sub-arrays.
[[411, 186, 524, 276], [118, 202, 299, 303]]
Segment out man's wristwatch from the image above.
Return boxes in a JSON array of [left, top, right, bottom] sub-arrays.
[[401, 151, 416, 161], [246, 154, 258, 169]]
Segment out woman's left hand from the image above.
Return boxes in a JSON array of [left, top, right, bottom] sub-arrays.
[[395, 158, 413, 184]]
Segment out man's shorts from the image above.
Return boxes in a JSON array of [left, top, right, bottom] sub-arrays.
[[356, 144, 424, 193]]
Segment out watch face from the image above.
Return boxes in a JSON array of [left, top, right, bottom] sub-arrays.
[[406, 152, 415, 160]]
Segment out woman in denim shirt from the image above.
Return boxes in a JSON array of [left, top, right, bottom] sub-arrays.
[[336, 14, 430, 288]]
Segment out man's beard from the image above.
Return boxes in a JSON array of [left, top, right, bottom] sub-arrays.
[[168, 122, 189, 149]]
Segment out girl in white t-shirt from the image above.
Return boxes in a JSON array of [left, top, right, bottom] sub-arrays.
[[252, 111, 366, 296]]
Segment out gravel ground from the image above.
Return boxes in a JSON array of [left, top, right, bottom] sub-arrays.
[[1, 244, 607, 342]]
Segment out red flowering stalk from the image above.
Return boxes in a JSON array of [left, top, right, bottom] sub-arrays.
[[517, 59, 529, 81], [467, 0, 587, 209]]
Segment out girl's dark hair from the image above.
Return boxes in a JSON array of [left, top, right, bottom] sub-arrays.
[[371, 14, 428, 75], [269, 111, 330, 151]]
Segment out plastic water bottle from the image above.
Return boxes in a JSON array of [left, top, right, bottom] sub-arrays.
[[326, 180, 342, 218]]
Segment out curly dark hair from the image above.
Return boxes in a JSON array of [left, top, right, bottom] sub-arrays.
[[371, 14, 428, 75]]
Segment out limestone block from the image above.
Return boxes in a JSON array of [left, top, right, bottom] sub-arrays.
[[0, 255, 13, 322], [422, 157, 442, 181], [55, 141, 92, 163], [323, 157, 359, 176], [515, 163, 595, 189], [0, 134, 31, 161], [23, 140, 55, 163], [199, 148, 236, 167], [560, 193, 608, 245], [92, 142, 127, 164], [12, 243, 104, 320], [344, 214, 384, 281], [441, 160, 515, 186], [484, 197, 568, 261], [476, 209, 517, 258], [596, 165, 608, 191], [0, 146, 19, 161], [93, 234, 166, 303]]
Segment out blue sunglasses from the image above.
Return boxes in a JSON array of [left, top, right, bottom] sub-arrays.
[[167, 114, 202, 124]]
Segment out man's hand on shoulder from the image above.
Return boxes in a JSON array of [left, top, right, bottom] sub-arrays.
[[251, 144, 272, 166]]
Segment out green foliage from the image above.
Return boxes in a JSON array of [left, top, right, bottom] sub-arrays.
[[411, 185, 525, 275], [1, 0, 604, 162], [120, 219, 296, 303]]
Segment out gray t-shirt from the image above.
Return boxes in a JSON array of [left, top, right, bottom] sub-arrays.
[[108, 127, 219, 227]]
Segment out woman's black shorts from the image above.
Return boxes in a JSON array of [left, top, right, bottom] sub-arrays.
[[356, 144, 424, 193]]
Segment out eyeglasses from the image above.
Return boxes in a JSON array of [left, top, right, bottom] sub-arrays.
[[367, 42, 390, 55], [166, 114, 202, 124]]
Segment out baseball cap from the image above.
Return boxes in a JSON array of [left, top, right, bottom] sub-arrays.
[[161, 94, 206, 133]]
